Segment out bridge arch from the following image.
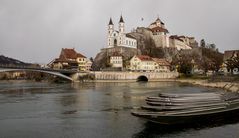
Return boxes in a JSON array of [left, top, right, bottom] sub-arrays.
[[137, 75, 148, 82], [0, 69, 73, 81]]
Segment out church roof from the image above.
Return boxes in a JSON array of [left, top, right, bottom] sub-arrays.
[[126, 33, 136, 39], [119, 15, 124, 23], [108, 18, 113, 25]]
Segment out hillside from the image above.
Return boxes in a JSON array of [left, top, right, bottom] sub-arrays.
[[0, 55, 30, 66]]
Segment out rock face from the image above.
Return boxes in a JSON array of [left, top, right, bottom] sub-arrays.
[[128, 27, 179, 61], [92, 46, 140, 70]]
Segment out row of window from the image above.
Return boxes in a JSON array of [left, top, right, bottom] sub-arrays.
[[111, 57, 122, 59], [108, 38, 136, 46], [111, 61, 122, 64]]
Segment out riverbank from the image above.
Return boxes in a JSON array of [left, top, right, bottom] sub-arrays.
[[177, 79, 239, 93]]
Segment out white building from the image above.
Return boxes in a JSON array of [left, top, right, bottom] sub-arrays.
[[130, 55, 155, 72], [110, 55, 123, 68], [107, 16, 137, 49]]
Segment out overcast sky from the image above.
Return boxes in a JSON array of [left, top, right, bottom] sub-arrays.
[[0, 0, 238, 64]]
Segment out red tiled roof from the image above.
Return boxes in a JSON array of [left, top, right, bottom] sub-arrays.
[[150, 26, 169, 33], [60, 48, 86, 59], [152, 58, 170, 66], [136, 55, 153, 61]]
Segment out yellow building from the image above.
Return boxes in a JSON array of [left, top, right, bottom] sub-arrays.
[[130, 55, 155, 72], [152, 58, 171, 72]]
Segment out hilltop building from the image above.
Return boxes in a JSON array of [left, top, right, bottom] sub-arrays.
[[132, 17, 197, 50], [49, 48, 92, 71], [107, 16, 137, 49], [148, 17, 169, 48]]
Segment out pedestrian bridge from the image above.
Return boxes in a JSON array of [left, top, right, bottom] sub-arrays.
[[0, 65, 79, 81]]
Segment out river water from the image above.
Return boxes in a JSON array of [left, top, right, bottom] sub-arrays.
[[0, 81, 238, 138]]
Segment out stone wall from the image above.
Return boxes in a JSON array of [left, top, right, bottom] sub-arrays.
[[93, 71, 178, 81]]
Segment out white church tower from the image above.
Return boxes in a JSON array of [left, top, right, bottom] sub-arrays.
[[108, 18, 114, 36], [107, 15, 137, 49], [119, 15, 125, 34]]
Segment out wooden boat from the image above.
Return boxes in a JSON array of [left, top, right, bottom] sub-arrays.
[[131, 92, 239, 125]]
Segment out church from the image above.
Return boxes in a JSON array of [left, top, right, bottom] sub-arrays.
[[107, 15, 137, 49]]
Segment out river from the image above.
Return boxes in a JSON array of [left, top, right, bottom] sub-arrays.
[[0, 81, 238, 138]]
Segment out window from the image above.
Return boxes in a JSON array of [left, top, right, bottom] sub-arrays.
[[114, 39, 117, 46]]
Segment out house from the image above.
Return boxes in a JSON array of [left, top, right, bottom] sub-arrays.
[[49, 48, 91, 71], [130, 55, 155, 72], [109, 52, 123, 69], [152, 58, 171, 72], [223, 50, 239, 74]]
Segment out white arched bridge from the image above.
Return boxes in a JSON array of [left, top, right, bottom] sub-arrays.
[[0, 65, 81, 82]]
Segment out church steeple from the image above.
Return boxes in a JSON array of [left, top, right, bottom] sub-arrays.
[[108, 17, 113, 25], [108, 17, 114, 35], [119, 15, 125, 33], [119, 15, 124, 23]]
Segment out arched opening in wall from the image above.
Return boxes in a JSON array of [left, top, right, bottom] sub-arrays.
[[137, 75, 148, 82], [114, 39, 117, 46]]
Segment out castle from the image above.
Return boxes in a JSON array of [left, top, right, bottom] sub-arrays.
[[106, 16, 197, 50]]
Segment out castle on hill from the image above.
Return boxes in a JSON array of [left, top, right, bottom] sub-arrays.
[[106, 15, 198, 51]]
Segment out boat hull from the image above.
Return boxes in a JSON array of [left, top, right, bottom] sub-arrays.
[[132, 106, 239, 125]]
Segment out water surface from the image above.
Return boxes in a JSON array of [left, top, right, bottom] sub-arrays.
[[0, 81, 238, 138]]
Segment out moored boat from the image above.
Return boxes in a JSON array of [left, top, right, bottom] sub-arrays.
[[131, 92, 239, 124]]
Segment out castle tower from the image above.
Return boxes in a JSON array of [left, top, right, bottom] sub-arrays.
[[119, 15, 125, 34], [108, 18, 114, 35]]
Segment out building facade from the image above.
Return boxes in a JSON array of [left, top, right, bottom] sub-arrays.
[[148, 17, 169, 48], [130, 55, 155, 72], [152, 58, 171, 72], [107, 16, 137, 49], [49, 48, 91, 71], [110, 56, 123, 68]]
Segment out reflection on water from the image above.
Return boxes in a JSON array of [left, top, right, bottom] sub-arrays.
[[0, 81, 238, 138]]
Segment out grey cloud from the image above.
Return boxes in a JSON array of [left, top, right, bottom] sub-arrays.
[[0, 0, 238, 63]]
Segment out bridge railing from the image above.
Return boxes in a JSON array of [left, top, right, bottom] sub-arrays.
[[0, 64, 83, 73]]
